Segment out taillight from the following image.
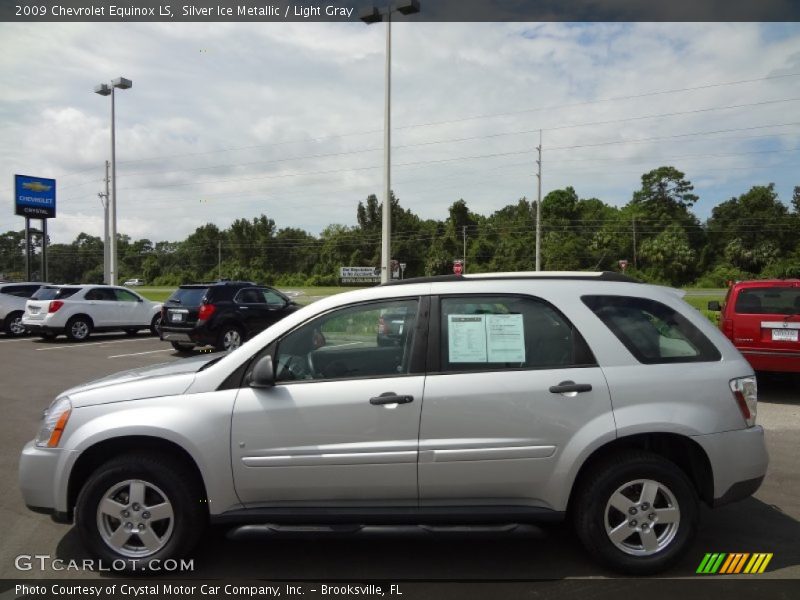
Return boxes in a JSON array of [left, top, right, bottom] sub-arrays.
[[198, 303, 216, 321], [48, 300, 64, 313], [730, 376, 757, 427], [378, 316, 386, 334], [722, 318, 733, 339]]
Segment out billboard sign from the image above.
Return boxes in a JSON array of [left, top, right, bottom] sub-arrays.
[[14, 174, 56, 218], [340, 266, 381, 284]]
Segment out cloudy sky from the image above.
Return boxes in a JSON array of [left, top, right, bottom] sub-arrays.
[[1, 21, 799, 244]]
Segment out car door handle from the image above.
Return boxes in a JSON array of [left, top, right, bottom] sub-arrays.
[[549, 381, 592, 394], [370, 393, 414, 405]]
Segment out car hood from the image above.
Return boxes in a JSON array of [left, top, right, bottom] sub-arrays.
[[62, 353, 219, 407]]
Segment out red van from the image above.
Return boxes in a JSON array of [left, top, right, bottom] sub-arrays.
[[709, 279, 800, 373]]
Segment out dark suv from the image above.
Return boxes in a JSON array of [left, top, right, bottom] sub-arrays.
[[160, 281, 300, 352]]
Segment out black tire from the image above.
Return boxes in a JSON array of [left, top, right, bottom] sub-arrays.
[[75, 454, 206, 571], [572, 450, 698, 575], [4, 311, 27, 337], [216, 324, 244, 352], [150, 314, 162, 336], [65, 316, 92, 342], [171, 341, 195, 352]]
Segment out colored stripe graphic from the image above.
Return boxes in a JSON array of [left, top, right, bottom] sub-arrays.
[[698, 552, 772, 574]]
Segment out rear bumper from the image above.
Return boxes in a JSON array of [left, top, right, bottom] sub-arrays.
[[160, 327, 215, 346], [692, 426, 768, 507], [22, 323, 62, 335], [739, 349, 800, 373]]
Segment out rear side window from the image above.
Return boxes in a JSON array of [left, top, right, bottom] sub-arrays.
[[734, 287, 800, 315], [583, 295, 721, 364], [167, 287, 208, 306], [440, 295, 595, 372]]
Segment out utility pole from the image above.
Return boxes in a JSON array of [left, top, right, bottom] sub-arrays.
[[218, 239, 222, 280], [535, 129, 542, 271], [98, 160, 110, 284], [462, 225, 467, 274], [632, 217, 637, 269]]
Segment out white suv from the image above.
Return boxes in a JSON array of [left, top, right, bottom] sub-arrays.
[[19, 273, 767, 574], [23, 284, 162, 341], [0, 281, 46, 336]]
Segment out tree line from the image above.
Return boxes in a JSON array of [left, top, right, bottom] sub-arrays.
[[1, 166, 798, 288]]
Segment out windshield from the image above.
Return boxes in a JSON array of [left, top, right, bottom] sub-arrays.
[[735, 287, 800, 315]]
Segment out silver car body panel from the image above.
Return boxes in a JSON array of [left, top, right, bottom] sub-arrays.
[[19, 278, 767, 517]]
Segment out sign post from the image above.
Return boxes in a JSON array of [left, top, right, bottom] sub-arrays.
[[618, 259, 629, 273], [15, 174, 56, 281]]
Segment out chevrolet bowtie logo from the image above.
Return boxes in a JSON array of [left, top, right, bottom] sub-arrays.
[[22, 181, 52, 193]]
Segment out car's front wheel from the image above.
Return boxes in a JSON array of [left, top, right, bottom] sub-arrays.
[[4, 311, 27, 337], [573, 451, 698, 575], [75, 454, 206, 571], [150, 314, 162, 336]]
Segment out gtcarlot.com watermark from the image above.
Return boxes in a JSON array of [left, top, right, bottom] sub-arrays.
[[15, 554, 194, 573]]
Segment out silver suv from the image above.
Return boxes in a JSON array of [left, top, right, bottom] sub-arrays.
[[19, 272, 768, 574]]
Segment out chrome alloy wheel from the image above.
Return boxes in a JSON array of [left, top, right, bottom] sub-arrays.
[[223, 328, 242, 350], [8, 315, 26, 335], [604, 478, 680, 556], [71, 320, 89, 340], [96, 479, 175, 558]]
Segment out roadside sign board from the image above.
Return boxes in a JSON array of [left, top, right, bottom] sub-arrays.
[[14, 174, 56, 218], [340, 266, 381, 284], [453, 260, 463, 275]]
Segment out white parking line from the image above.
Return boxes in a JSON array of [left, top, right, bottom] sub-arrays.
[[109, 349, 173, 359], [0, 337, 35, 344], [35, 338, 157, 351]]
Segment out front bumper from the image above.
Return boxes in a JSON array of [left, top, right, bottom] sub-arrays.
[[692, 426, 769, 507], [19, 440, 69, 517]]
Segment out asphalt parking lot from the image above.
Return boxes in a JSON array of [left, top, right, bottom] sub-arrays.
[[0, 332, 798, 580]]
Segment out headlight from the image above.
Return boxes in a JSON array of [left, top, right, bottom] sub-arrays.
[[35, 397, 72, 448]]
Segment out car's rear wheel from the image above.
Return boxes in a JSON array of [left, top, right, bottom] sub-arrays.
[[66, 316, 92, 342], [75, 454, 206, 571], [217, 325, 244, 352], [4, 311, 26, 336], [573, 451, 698, 575], [150, 314, 162, 336], [171, 341, 194, 352]]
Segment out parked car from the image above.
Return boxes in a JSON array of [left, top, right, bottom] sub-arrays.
[[160, 281, 299, 352], [0, 281, 47, 336], [123, 278, 145, 287], [19, 272, 767, 574], [22, 284, 162, 341], [708, 279, 800, 373]]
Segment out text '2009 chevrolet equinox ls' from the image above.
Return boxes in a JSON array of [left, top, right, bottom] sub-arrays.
[[19, 272, 768, 574]]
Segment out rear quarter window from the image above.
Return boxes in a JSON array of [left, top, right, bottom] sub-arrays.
[[582, 295, 721, 364]]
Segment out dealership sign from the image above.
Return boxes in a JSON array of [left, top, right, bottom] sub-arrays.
[[340, 266, 381, 283], [14, 174, 56, 218]]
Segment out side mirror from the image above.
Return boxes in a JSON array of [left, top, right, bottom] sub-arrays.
[[250, 354, 275, 388], [707, 301, 721, 311]]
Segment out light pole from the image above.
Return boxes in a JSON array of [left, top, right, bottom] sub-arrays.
[[94, 77, 132, 285], [360, 0, 420, 283]]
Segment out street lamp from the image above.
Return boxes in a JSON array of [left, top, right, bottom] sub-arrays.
[[94, 77, 132, 286], [360, 0, 420, 283]]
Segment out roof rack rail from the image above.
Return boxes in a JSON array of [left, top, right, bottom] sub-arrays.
[[381, 271, 641, 286]]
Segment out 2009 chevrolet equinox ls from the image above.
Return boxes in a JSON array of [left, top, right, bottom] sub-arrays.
[[19, 272, 768, 574]]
